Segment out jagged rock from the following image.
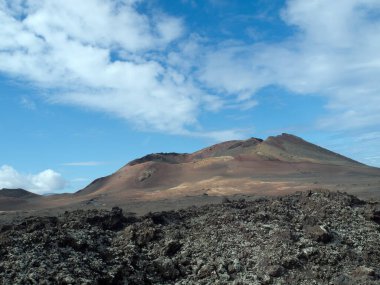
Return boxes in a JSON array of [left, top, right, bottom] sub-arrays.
[[0, 190, 379, 284], [154, 257, 179, 280], [366, 205, 380, 224], [138, 168, 156, 182], [305, 225, 333, 243], [267, 265, 285, 277], [197, 264, 213, 279], [333, 274, 353, 285], [222, 197, 231, 203], [164, 240, 182, 256], [351, 266, 375, 277]]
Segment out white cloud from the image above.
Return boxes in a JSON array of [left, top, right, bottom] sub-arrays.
[[0, 165, 67, 194], [1, 0, 380, 138], [197, 0, 380, 130], [0, 0, 217, 135]]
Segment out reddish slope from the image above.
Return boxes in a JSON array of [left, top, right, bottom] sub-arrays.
[[1, 134, 379, 212], [76, 133, 378, 201]]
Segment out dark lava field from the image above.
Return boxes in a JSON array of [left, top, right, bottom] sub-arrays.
[[1, 189, 380, 285]]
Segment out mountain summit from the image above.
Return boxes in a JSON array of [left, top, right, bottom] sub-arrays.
[[1, 134, 379, 212], [121, 134, 359, 167], [76, 134, 377, 203]]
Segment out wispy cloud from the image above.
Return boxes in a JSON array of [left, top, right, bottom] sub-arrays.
[[0, 0, 215, 135], [62, 161, 106, 167], [195, 0, 380, 131], [20, 96, 37, 110], [319, 130, 380, 167], [1, 0, 380, 138]]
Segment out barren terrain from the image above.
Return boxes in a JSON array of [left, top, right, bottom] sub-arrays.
[[1, 190, 379, 284], [1, 134, 379, 217]]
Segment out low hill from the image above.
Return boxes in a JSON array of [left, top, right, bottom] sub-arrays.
[[0, 188, 40, 211], [0, 188, 39, 199]]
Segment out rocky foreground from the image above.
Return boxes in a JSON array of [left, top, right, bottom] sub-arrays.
[[0, 190, 380, 285]]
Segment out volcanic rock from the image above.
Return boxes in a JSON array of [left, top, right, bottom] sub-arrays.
[[0, 190, 380, 284]]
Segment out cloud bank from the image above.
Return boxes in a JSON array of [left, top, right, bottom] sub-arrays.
[[0, 165, 67, 194], [197, 0, 380, 130], [0, 0, 380, 136], [0, 0, 211, 135]]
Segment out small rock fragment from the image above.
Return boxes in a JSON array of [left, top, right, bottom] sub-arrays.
[[305, 225, 333, 243]]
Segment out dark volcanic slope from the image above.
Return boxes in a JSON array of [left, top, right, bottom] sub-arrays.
[[0, 188, 38, 199], [0, 188, 40, 211], [1, 190, 379, 284]]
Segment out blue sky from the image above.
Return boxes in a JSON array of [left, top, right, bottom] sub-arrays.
[[1, 0, 380, 194]]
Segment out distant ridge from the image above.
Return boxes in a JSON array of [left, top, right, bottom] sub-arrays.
[[1, 133, 379, 212], [122, 133, 360, 167], [128, 153, 188, 166], [0, 188, 39, 198]]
